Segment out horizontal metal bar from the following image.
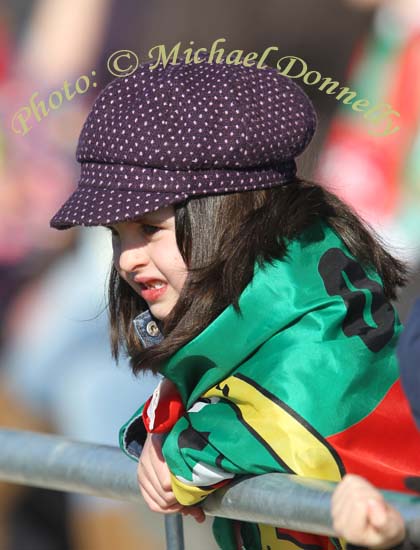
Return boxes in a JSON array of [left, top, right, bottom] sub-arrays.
[[0, 429, 141, 502], [204, 474, 420, 539], [0, 429, 420, 544], [0, 430, 184, 550]]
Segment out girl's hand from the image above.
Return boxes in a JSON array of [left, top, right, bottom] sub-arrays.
[[331, 474, 406, 549], [137, 432, 205, 522]]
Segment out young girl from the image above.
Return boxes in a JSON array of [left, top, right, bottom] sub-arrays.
[[50, 59, 420, 550]]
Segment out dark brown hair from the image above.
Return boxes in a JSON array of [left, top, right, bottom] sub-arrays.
[[109, 178, 407, 375]]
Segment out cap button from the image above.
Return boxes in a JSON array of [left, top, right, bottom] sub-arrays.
[[146, 321, 160, 337]]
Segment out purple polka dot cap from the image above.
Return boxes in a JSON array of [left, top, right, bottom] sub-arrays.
[[50, 59, 317, 229]]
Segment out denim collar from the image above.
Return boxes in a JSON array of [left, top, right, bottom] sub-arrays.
[[132, 310, 164, 349]]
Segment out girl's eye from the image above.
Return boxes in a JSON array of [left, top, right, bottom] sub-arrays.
[[142, 224, 160, 235]]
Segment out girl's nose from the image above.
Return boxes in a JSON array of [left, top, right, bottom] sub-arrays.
[[116, 243, 149, 274]]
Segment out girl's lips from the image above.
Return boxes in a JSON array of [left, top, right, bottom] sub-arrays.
[[139, 283, 168, 302]]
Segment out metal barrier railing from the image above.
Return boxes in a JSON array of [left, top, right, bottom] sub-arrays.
[[0, 429, 420, 549]]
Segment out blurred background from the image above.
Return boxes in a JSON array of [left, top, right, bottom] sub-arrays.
[[0, 0, 419, 548]]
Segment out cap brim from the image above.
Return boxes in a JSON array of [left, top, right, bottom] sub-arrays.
[[50, 162, 189, 229], [50, 186, 188, 229]]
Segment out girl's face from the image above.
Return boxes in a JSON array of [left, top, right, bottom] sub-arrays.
[[108, 205, 188, 321]]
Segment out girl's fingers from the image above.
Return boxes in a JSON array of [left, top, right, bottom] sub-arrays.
[[138, 457, 174, 501], [139, 475, 184, 514], [331, 485, 349, 521], [332, 478, 360, 529], [367, 500, 406, 545], [148, 437, 173, 492], [332, 477, 377, 542], [366, 498, 388, 528], [181, 507, 206, 523], [332, 475, 362, 512], [332, 475, 406, 549], [138, 433, 175, 501], [138, 459, 178, 508], [138, 469, 174, 510]]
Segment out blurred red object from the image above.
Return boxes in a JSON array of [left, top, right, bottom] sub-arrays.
[[0, 17, 11, 83], [318, 25, 420, 229]]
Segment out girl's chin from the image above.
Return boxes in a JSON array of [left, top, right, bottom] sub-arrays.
[[148, 303, 170, 321], [147, 294, 178, 321]]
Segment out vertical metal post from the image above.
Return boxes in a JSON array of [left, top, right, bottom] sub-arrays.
[[164, 514, 185, 550]]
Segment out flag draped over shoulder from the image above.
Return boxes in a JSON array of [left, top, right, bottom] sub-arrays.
[[120, 220, 420, 550]]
